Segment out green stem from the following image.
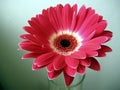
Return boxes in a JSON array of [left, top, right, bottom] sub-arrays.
[[66, 86, 71, 90]]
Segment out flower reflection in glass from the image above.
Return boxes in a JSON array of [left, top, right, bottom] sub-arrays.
[[19, 4, 112, 86]]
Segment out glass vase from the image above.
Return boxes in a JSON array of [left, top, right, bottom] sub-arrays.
[[48, 74, 85, 90]]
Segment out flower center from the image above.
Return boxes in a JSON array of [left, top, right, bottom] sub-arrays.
[[60, 39, 70, 47], [49, 31, 82, 56]]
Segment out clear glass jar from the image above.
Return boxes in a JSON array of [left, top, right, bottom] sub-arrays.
[[48, 74, 85, 90]]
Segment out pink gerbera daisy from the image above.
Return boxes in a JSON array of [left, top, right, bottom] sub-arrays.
[[19, 4, 112, 86]]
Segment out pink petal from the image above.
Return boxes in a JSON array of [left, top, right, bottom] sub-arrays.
[[86, 7, 95, 18], [55, 4, 64, 30], [28, 21, 49, 41], [71, 51, 86, 59], [70, 4, 77, 30], [23, 26, 35, 34], [97, 45, 112, 57], [86, 50, 98, 57], [80, 27, 95, 40], [81, 43, 101, 51], [79, 14, 99, 34], [97, 51, 106, 57], [28, 15, 56, 41], [64, 72, 74, 86], [37, 15, 56, 35], [42, 9, 49, 17], [79, 58, 91, 66], [94, 20, 107, 36], [85, 36, 108, 45], [48, 70, 62, 80], [77, 65, 86, 75], [28, 20, 41, 34], [19, 41, 42, 52], [64, 66, 77, 77], [89, 58, 100, 71], [22, 53, 40, 59], [62, 4, 72, 29], [34, 52, 56, 67], [101, 45, 112, 52], [48, 7, 61, 31], [79, 45, 99, 57], [20, 34, 42, 45], [46, 63, 54, 72], [19, 34, 29, 39], [53, 55, 66, 70], [32, 63, 41, 70], [75, 5, 87, 30], [65, 57, 79, 69], [98, 15, 103, 22], [29, 17, 40, 26], [101, 31, 113, 42]]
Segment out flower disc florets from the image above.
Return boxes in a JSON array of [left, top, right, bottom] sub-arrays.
[[49, 31, 83, 56]]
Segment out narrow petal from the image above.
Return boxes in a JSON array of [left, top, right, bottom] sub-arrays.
[[75, 5, 87, 30], [85, 36, 108, 45], [98, 15, 103, 22], [32, 63, 41, 70], [34, 52, 56, 67], [22, 53, 40, 59], [79, 45, 99, 57], [37, 15, 56, 35], [86, 50, 98, 57], [89, 58, 100, 71], [20, 34, 42, 45], [28, 20, 41, 34], [79, 58, 91, 66], [55, 4, 64, 30], [19, 34, 30, 39], [19, 41, 42, 52], [100, 31, 113, 41], [78, 14, 99, 34], [32, 63, 47, 70], [81, 43, 101, 51], [64, 66, 77, 77], [64, 71, 74, 86], [42, 9, 49, 17], [71, 51, 86, 59], [94, 20, 107, 36], [65, 57, 79, 69], [101, 45, 112, 52], [85, 7, 95, 18], [70, 4, 77, 30], [62, 4, 72, 29], [28, 15, 56, 41], [97, 45, 112, 57], [48, 7, 60, 31], [46, 63, 54, 72], [77, 65, 86, 75], [80, 27, 95, 40], [23, 26, 35, 34], [48, 70, 62, 80], [53, 55, 66, 70]]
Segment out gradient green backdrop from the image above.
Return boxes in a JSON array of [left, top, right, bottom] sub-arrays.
[[0, 0, 120, 90]]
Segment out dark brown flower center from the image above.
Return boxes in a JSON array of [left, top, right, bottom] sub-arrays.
[[60, 39, 71, 48], [49, 31, 82, 56], [53, 34, 78, 53]]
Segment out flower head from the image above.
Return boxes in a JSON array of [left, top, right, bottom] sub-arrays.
[[19, 4, 112, 86]]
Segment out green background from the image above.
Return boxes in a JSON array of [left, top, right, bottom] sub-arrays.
[[0, 0, 120, 90]]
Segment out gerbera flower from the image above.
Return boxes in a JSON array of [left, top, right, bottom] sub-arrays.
[[19, 4, 112, 86]]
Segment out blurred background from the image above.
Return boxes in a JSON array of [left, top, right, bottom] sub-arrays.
[[0, 0, 120, 90]]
